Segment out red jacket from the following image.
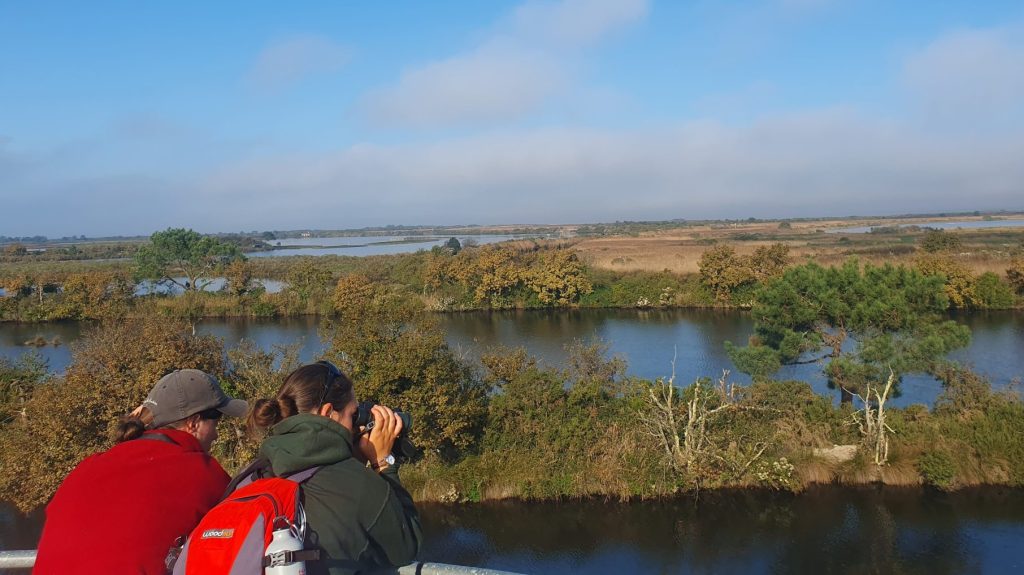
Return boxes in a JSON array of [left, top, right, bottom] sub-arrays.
[[34, 429, 229, 574]]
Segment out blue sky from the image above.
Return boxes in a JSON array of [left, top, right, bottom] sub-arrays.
[[1, 0, 1023, 236]]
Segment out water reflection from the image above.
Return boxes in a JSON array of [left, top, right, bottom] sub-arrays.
[[1, 310, 1021, 407], [3, 487, 1021, 574], [418, 487, 1024, 574]]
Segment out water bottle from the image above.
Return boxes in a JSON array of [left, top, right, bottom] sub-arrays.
[[265, 525, 306, 575]]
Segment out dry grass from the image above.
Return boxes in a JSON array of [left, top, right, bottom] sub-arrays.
[[796, 458, 839, 486], [573, 215, 1024, 275], [878, 461, 923, 486]]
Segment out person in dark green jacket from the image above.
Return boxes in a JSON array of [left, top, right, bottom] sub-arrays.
[[248, 361, 422, 574]]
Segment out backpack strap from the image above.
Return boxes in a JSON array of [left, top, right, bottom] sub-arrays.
[[284, 466, 321, 484], [222, 456, 272, 498], [222, 459, 322, 499], [138, 432, 176, 445], [263, 549, 321, 567]]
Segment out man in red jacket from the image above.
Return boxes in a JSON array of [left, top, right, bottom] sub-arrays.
[[34, 369, 248, 574]]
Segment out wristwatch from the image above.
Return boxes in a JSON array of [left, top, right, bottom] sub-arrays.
[[373, 454, 396, 470]]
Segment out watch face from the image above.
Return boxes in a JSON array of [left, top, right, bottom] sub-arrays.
[[385, 454, 396, 465]]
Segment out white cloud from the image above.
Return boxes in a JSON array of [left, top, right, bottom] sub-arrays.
[[7, 102, 1023, 235], [362, 41, 565, 129], [249, 34, 349, 91], [904, 25, 1024, 123], [509, 0, 648, 48], [199, 109, 1024, 226], [362, 0, 648, 129]]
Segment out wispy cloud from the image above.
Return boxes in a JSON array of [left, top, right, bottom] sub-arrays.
[[361, 0, 648, 129], [904, 24, 1024, 125], [200, 109, 1023, 227], [362, 42, 565, 129], [248, 34, 349, 92], [508, 0, 648, 48]]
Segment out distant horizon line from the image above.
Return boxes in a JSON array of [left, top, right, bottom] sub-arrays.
[[3, 208, 1024, 243]]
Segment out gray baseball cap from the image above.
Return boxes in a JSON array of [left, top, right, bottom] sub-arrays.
[[143, 369, 248, 428]]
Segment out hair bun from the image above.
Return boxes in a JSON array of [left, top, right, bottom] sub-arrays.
[[249, 398, 281, 429], [114, 416, 147, 443]]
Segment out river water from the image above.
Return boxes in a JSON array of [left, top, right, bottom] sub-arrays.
[[3, 487, 1023, 573], [1, 309, 1021, 407]]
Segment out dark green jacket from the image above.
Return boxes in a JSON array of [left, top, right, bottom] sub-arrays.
[[260, 414, 422, 575]]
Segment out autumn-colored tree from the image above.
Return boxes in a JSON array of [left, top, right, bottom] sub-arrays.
[[699, 243, 789, 303], [473, 247, 525, 306], [915, 253, 978, 309], [0, 318, 225, 511], [1, 275, 33, 298], [223, 259, 258, 298], [1007, 260, 1024, 295], [920, 229, 963, 253], [54, 271, 134, 319], [134, 228, 241, 292], [748, 243, 790, 282], [527, 250, 592, 305], [0, 353, 48, 424], [698, 245, 749, 302], [332, 273, 383, 313]]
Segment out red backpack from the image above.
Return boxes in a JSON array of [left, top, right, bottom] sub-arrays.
[[172, 463, 321, 574]]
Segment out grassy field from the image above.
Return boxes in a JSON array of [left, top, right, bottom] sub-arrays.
[[573, 214, 1024, 275]]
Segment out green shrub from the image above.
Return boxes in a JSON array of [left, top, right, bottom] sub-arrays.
[[975, 272, 1015, 309], [917, 450, 956, 490]]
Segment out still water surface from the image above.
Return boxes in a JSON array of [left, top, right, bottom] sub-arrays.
[[248, 234, 537, 257], [417, 487, 1024, 574], [1, 309, 1021, 407], [829, 219, 1024, 234], [3, 487, 1022, 574]]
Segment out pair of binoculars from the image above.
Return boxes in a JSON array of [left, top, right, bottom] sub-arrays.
[[353, 401, 418, 460]]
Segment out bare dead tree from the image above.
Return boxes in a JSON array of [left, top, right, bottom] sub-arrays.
[[850, 368, 897, 465], [639, 348, 748, 474]]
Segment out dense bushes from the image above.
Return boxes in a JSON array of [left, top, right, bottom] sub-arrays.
[[0, 307, 1022, 513], [0, 318, 225, 510], [3, 239, 1021, 324]]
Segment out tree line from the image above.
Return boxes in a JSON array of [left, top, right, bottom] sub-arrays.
[[2, 228, 1023, 325]]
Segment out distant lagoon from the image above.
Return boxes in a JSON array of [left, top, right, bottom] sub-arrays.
[[247, 234, 542, 257], [829, 219, 1024, 234]]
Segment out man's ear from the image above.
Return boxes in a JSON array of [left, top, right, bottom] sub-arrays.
[[316, 403, 333, 418], [183, 414, 202, 433]]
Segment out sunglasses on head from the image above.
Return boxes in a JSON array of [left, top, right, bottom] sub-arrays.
[[315, 360, 344, 409]]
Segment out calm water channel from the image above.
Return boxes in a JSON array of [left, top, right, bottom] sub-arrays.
[[1, 309, 1021, 407], [3, 487, 1023, 573]]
